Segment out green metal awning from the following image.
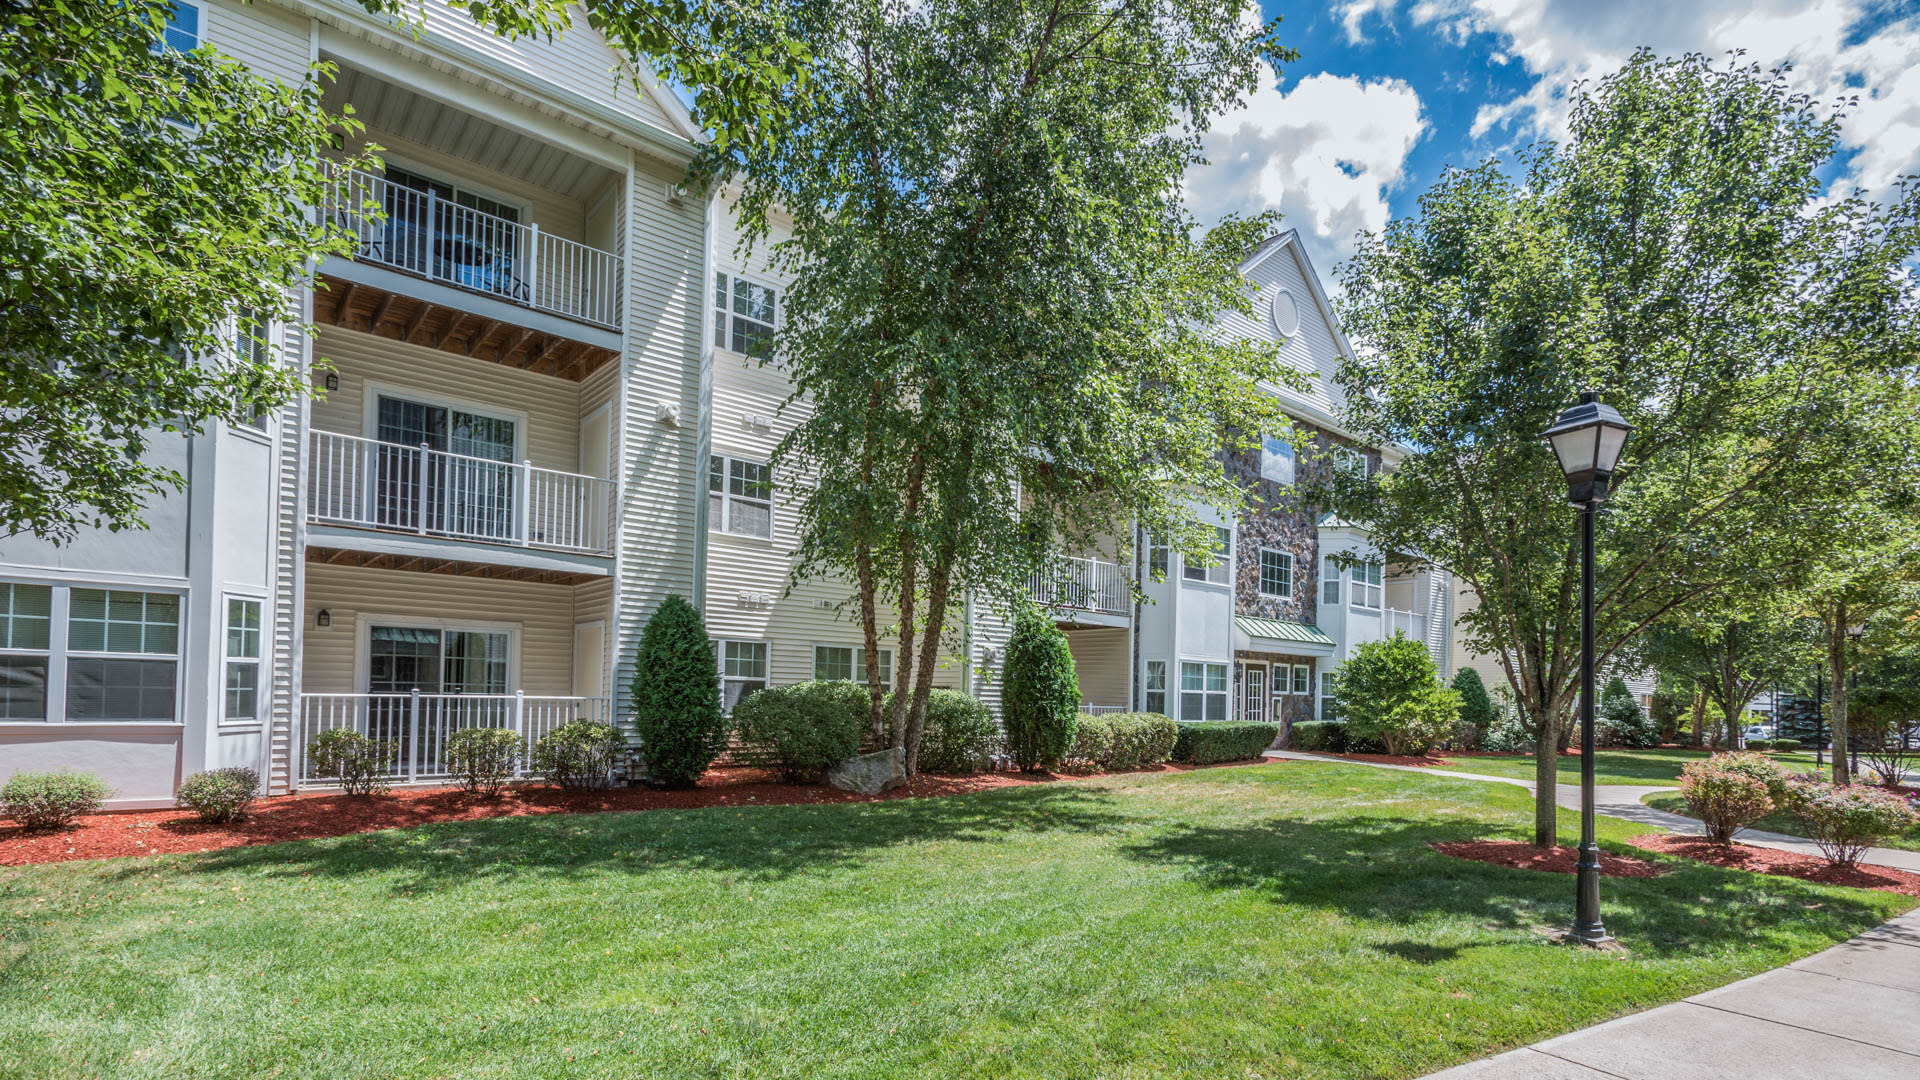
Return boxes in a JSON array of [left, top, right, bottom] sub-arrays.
[[1234, 616, 1337, 650]]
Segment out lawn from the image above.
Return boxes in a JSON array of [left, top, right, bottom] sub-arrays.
[[1425, 748, 1820, 787], [2, 762, 1909, 1080], [1641, 791, 1920, 853]]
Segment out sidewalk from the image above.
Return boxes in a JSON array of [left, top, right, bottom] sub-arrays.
[[1263, 750, 1920, 874], [1420, 907, 1920, 1079]]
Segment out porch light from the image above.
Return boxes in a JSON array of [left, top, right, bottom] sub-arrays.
[[316, 609, 331, 628], [323, 372, 338, 392], [1542, 390, 1632, 505]]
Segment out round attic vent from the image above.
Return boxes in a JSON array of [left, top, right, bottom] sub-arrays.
[[1270, 288, 1300, 339]]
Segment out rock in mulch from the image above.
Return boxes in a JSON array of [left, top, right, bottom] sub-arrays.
[[827, 747, 907, 796], [1628, 834, 1920, 898], [1430, 840, 1665, 878]]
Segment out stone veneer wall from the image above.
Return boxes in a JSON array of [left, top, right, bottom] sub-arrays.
[[1223, 423, 1383, 624]]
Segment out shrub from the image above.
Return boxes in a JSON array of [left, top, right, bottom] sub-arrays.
[[1, 770, 112, 830], [1290, 719, 1346, 753], [909, 689, 999, 773], [1071, 713, 1178, 770], [732, 681, 866, 782], [630, 594, 727, 788], [1451, 669, 1496, 749], [1678, 755, 1778, 844], [1783, 775, 1919, 868], [1709, 750, 1791, 803], [530, 721, 623, 790], [1597, 678, 1659, 748], [1330, 633, 1460, 756], [1172, 722, 1280, 764], [1481, 709, 1530, 753], [1769, 737, 1801, 752], [307, 729, 396, 796], [176, 767, 258, 823], [1000, 607, 1081, 771], [444, 727, 521, 797], [1745, 738, 1773, 751]]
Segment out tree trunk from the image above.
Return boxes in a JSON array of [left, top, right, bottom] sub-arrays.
[[886, 447, 928, 748], [1829, 601, 1851, 785], [1531, 707, 1558, 847]]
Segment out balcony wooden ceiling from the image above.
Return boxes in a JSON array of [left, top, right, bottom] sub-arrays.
[[306, 546, 604, 586], [314, 272, 618, 382]]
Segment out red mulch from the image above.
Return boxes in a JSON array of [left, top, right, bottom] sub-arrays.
[[0, 759, 1278, 868], [1628, 834, 1920, 898], [1429, 840, 1665, 878]]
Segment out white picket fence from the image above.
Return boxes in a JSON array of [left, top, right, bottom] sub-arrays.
[[298, 691, 613, 783]]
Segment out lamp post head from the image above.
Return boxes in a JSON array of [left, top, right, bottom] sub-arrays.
[[1543, 390, 1633, 506]]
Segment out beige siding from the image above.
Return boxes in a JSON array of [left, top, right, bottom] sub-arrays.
[[344, 126, 592, 246], [310, 326, 584, 473], [205, 0, 312, 85], [1066, 628, 1130, 710], [1219, 237, 1349, 420], [302, 563, 580, 695]]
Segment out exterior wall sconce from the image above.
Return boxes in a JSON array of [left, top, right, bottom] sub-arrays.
[[323, 372, 339, 392], [316, 609, 331, 628]]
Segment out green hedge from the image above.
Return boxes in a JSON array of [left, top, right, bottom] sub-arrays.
[[1171, 722, 1280, 764], [1290, 719, 1346, 753], [1072, 713, 1179, 770], [732, 681, 867, 782], [900, 689, 999, 773], [1769, 737, 1802, 752]]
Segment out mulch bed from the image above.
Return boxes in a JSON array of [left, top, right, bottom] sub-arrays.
[[1628, 834, 1920, 898], [0, 760, 1278, 868], [1429, 840, 1665, 878]]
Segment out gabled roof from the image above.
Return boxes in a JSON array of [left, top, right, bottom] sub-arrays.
[[1237, 229, 1358, 365]]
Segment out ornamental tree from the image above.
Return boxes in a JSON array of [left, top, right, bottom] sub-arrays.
[[1326, 52, 1920, 844], [1331, 632, 1460, 757], [721, 0, 1303, 772], [1640, 612, 1816, 749]]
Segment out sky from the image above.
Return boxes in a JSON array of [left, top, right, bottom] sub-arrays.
[[1184, 0, 1920, 289]]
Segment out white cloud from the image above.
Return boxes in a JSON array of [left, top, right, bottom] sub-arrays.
[[1337, 0, 1395, 44], [1187, 72, 1428, 278]]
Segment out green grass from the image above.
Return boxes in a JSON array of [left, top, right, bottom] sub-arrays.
[[1425, 748, 1823, 788], [2, 763, 1909, 1080], [1641, 791, 1920, 852]]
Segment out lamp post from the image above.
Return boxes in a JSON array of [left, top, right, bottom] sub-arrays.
[[1543, 389, 1633, 947]]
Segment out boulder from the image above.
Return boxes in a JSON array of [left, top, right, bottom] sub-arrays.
[[826, 747, 906, 796]]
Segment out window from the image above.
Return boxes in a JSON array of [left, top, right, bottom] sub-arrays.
[[813, 645, 892, 685], [1179, 661, 1229, 723], [234, 308, 271, 429], [1144, 660, 1167, 716], [709, 455, 773, 538], [1147, 535, 1170, 580], [1260, 436, 1295, 485], [719, 640, 768, 712], [1349, 560, 1384, 610], [223, 598, 262, 723], [714, 272, 778, 358], [1258, 549, 1292, 597], [0, 583, 51, 720], [1322, 556, 1341, 605], [162, 2, 200, 52], [1291, 664, 1310, 695], [1332, 445, 1367, 478], [367, 625, 510, 694], [66, 589, 181, 722], [1320, 671, 1340, 721], [1182, 526, 1231, 585]]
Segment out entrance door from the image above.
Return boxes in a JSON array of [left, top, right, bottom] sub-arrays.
[[1242, 665, 1267, 724], [374, 396, 518, 540]]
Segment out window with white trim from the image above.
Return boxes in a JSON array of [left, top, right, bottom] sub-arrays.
[[65, 588, 182, 722], [1332, 445, 1367, 478], [1147, 535, 1170, 580], [1179, 661, 1229, 723], [234, 307, 272, 429], [1322, 555, 1341, 605], [162, 2, 200, 52], [1291, 664, 1311, 695], [813, 644, 892, 685], [223, 597, 262, 723], [1258, 549, 1292, 597], [1260, 436, 1295, 485], [0, 582, 51, 720], [1182, 526, 1231, 585], [1144, 659, 1167, 716], [714, 272, 777, 358], [709, 455, 773, 538], [1349, 560, 1384, 610], [1320, 670, 1341, 721], [719, 640, 768, 712]]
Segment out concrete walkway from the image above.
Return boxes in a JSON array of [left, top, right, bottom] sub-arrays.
[[1419, 907, 1920, 1079], [1263, 750, 1920, 873]]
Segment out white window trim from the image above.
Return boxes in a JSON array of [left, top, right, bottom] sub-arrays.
[[161, 1, 204, 52], [1241, 663, 1268, 724], [712, 269, 781, 358], [360, 379, 530, 463], [1178, 659, 1231, 723], [1320, 670, 1340, 721], [1321, 555, 1342, 606], [1181, 525, 1232, 588], [225, 305, 277, 443], [0, 580, 188, 725], [717, 637, 770, 714], [1257, 548, 1293, 597], [1143, 658, 1168, 716], [220, 592, 265, 726], [352, 613, 521, 694], [1291, 664, 1312, 696], [709, 452, 775, 539], [1349, 559, 1384, 612], [811, 642, 894, 684]]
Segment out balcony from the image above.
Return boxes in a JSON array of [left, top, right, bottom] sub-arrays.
[[307, 430, 614, 558], [324, 166, 622, 331], [299, 692, 614, 784], [1029, 556, 1131, 618], [1382, 608, 1427, 641]]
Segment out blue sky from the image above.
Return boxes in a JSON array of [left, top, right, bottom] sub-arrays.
[[1184, 0, 1920, 287]]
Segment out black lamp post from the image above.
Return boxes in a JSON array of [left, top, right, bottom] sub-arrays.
[[1543, 389, 1633, 947]]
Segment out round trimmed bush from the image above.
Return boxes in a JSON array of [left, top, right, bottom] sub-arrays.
[[630, 594, 727, 788], [1451, 668, 1496, 749], [1071, 712, 1178, 770], [908, 689, 998, 773], [307, 729, 395, 796], [732, 681, 866, 782], [1330, 633, 1460, 756], [1598, 677, 1660, 748], [176, 767, 259, 823], [1000, 607, 1081, 772], [1290, 719, 1346, 753], [2, 770, 112, 830], [530, 721, 622, 790], [1769, 737, 1801, 752], [445, 727, 521, 797], [1783, 775, 1920, 868]]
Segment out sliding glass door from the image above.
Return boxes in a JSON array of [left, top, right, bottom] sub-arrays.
[[373, 395, 518, 542]]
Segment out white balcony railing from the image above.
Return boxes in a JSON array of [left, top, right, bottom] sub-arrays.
[[1029, 555, 1130, 616], [307, 430, 614, 556], [298, 692, 614, 784], [1384, 608, 1427, 641], [325, 166, 622, 329], [1080, 704, 1129, 716]]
